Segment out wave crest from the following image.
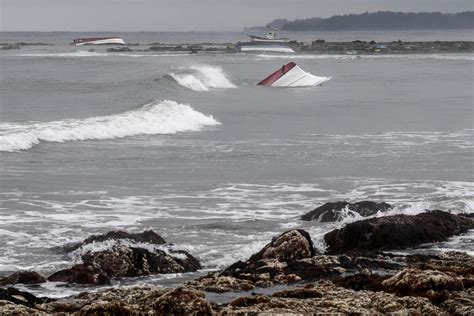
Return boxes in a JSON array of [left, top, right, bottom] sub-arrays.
[[0, 100, 220, 152], [169, 65, 236, 92]]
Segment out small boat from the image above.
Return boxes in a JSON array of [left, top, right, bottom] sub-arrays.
[[257, 62, 331, 87], [237, 25, 294, 53], [72, 37, 126, 46]]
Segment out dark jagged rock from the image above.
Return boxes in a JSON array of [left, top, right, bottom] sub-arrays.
[[49, 243, 200, 285], [272, 287, 323, 299], [324, 210, 474, 254], [106, 47, 133, 52], [248, 229, 317, 262], [48, 230, 199, 285], [334, 273, 389, 292], [58, 229, 166, 253], [188, 230, 346, 292], [219, 280, 442, 314], [0, 271, 46, 286], [81, 245, 201, 277], [47, 264, 110, 285], [0, 287, 52, 309], [301, 201, 392, 222], [153, 287, 213, 315], [382, 268, 465, 305], [1, 44, 21, 50]]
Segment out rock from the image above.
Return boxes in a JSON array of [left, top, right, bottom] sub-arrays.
[[440, 288, 474, 315], [248, 229, 317, 262], [106, 47, 133, 52], [49, 244, 200, 284], [382, 268, 465, 304], [219, 280, 442, 314], [47, 264, 110, 285], [324, 210, 474, 254], [335, 273, 389, 292], [0, 271, 46, 286], [301, 201, 392, 222], [73, 301, 135, 315], [153, 287, 213, 315], [49, 230, 199, 285], [1, 44, 21, 50], [58, 229, 166, 252], [0, 287, 52, 310], [190, 230, 346, 292], [81, 245, 201, 277]]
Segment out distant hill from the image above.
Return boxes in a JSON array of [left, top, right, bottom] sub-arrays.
[[249, 11, 474, 31]]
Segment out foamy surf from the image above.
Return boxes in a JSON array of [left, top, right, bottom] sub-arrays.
[[0, 100, 220, 152], [168, 65, 236, 92]]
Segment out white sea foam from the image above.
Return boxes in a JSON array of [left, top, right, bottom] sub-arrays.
[[169, 65, 236, 92], [0, 100, 220, 152], [69, 239, 190, 263]]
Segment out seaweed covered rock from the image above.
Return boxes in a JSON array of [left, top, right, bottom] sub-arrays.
[[47, 264, 110, 285], [48, 230, 200, 284], [324, 210, 474, 254], [59, 230, 166, 252], [0, 271, 46, 286], [153, 287, 213, 315], [0, 287, 52, 310], [382, 268, 465, 304], [248, 229, 317, 262], [189, 230, 344, 292], [219, 280, 442, 315], [301, 201, 392, 222]]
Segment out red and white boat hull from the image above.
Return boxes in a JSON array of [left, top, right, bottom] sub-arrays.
[[257, 62, 331, 87]]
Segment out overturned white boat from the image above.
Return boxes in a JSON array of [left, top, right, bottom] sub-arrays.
[[72, 37, 126, 46], [257, 62, 331, 87]]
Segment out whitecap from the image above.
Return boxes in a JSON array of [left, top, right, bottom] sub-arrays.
[[0, 100, 220, 152], [169, 65, 236, 92]]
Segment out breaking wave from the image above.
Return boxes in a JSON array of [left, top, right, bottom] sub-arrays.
[[0, 100, 220, 152], [168, 65, 236, 92]]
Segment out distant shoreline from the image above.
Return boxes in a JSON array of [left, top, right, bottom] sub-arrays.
[[248, 11, 474, 32]]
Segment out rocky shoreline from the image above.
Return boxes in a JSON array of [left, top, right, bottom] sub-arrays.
[[1, 206, 473, 315], [1, 40, 473, 54]]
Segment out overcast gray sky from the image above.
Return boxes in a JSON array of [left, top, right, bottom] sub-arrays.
[[2, 0, 473, 32]]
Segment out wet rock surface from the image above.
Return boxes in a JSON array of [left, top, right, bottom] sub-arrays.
[[187, 230, 344, 292], [0, 271, 46, 286], [58, 229, 166, 253], [48, 230, 200, 284], [106, 46, 133, 52], [324, 210, 474, 254], [301, 200, 392, 221], [2, 214, 473, 315]]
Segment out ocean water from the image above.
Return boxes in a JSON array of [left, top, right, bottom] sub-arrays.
[[0, 32, 473, 297]]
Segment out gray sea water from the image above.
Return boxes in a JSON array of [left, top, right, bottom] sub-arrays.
[[0, 31, 473, 297]]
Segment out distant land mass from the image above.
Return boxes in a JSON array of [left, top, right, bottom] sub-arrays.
[[246, 11, 474, 31]]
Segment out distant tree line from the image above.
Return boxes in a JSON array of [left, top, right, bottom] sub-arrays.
[[259, 11, 474, 31]]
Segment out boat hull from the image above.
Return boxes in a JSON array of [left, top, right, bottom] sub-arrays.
[[258, 62, 331, 87], [74, 37, 126, 46]]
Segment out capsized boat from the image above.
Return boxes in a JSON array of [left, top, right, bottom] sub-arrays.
[[257, 62, 331, 87], [72, 37, 126, 46]]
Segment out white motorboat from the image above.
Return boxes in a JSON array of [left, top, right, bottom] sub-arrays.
[[237, 26, 294, 53], [72, 37, 126, 46]]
